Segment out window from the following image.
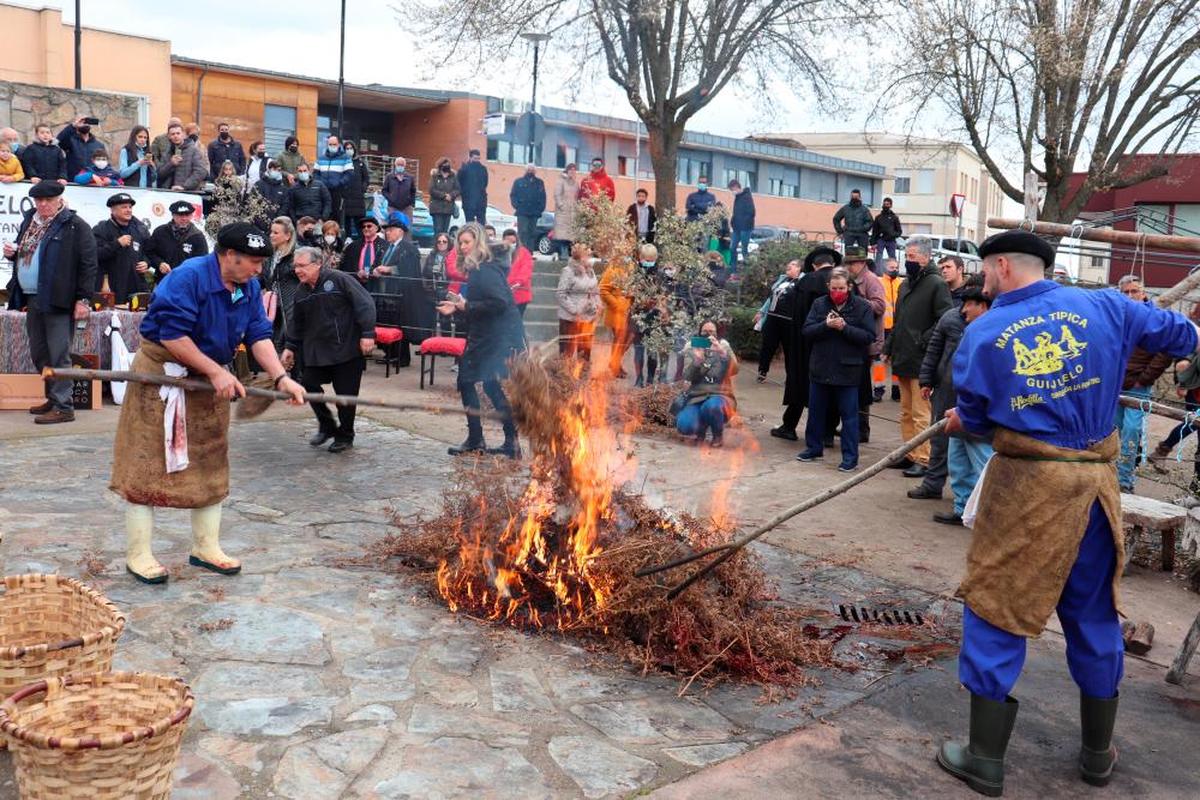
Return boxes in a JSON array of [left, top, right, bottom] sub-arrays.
[[915, 169, 935, 194], [487, 138, 541, 165], [618, 156, 629, 177], [264, 104, 297, 157], [799, 168, 837, 202], [677, 153, 711, 185], [970, 177, 978, 203], [893, 175, 911, 194], [768, 178, 798, 198], [556, 144, 578, 169], [724, 168, 756, 191]]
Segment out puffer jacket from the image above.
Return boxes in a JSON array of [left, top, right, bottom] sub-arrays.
[[883, 263, 953, 377], [314, 147, 352, 192], [870, 208, 903, 242], [731, 189, 756, 230], [685, 189, 716, 221], [289, 179, 332, 220], [803, 293, 877, 386], [157, 139, 207, 190], [556, 261, 600, 322], [20, 141, 67, 182], [253, 175, 292, 227], [428, 168, 461, 215], [833, 199, 873, 235]]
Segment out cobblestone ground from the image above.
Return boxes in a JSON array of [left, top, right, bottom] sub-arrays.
[[0, 417, 956, 799]]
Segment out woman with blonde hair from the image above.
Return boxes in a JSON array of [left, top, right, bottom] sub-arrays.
[[557, 241, 601, 361], [268, 216, 299, 351], [437, 223, 524, 458]]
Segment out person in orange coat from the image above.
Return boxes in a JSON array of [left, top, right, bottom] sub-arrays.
[[599, 253, 635, 377], [876, 256, 904, 401], [0, 140, 25, 183]]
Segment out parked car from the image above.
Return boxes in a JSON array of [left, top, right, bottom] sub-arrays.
[[893, 236, 983, 272], [745, 225, 799, 259], [410, 198, 436, 245], [535, 211, 556, 255], [448, 205, 518, 239]]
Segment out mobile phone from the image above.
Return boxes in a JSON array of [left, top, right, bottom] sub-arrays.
[[690, 335, 711, 349], [82, 117, 100, 126]]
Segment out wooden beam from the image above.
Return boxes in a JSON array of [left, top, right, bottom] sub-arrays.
[[986, 217, 1200, 254]]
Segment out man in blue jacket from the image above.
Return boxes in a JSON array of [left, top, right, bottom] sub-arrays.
[[3, 182, 97, 424], [685, 179, 716, 222], [459, 149, 490, 224], [728, 179, 756, 269], [57, 117, 107, 181], [509, 164, 547, 252], [314, 135, 352, 227]]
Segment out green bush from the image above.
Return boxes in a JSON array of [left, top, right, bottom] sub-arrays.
[[737, 239, 815, 302], [725, 305, 762, 360]]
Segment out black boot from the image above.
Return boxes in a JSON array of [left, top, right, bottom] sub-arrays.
[[486, 422, 521, 459], [1079, 693, 1118, 786], [859, 411, 871, 444], [449, 416, 486, 456], [936, 694, 1019, 797]]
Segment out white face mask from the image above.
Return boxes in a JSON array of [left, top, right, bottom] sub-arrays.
[[93, 160, 109, 170], [324, 234, 336, 245]]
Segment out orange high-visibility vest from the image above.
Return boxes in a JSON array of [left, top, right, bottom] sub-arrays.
[[882, 274, 904, 331]]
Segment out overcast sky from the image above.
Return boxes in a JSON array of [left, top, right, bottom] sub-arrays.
[[25, 0, 889, 141]]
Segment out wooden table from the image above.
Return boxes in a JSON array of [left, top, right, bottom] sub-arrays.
[[1121, 492, 1186, 573]]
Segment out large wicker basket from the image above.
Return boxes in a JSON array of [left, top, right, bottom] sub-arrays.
[[0, 672, 194, 800], [0, 574, 126, 699]]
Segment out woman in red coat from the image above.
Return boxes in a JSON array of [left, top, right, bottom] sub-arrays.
[[502, 228, 534, 315]]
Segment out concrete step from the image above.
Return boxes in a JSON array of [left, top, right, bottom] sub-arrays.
[[532, 271, 561, 290], [522, 303, 560, 325], [523, 320, 558, 344]]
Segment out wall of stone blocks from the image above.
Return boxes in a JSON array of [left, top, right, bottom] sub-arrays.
[[0, 80, 142, 159]]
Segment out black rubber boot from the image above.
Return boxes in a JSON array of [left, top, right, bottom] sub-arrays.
[[449, 416, 486, 456], [936, 694, 1019, 797], [1079, 693, 1118, 786]]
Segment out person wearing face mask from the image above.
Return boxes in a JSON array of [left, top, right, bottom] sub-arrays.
[[427, 157, 461, 235], [252, 160, 292, 227], [458, 149, 490, 224], [319, 220, 346, 268], [341, 143, 370, 237], [20, 124, 68, 184], [578, 158, 616, 203], [796, 267, 876, 471], [773, 246, 840, 442], [629, 245, 672, 386], [314, 135, 352, 226], [243, 140, 269, 194], [276, 135, 308, 184], [145, 200, 208, 279], [881, 235, 953, 477], [74, 149, 123, 187], [833, 188, 874, 252], [288, 164, 332, 223], [684, 178, 716, 222], [869, 197, 904, 266], [295, 216, 320, 248], [510, 164, 547, 253], [875, 257, 905, 401], [382, 156, 416, 220], [92, 192, 151, 303], [0, 127, 22, 158], [754, 258, 803, 383], [58, 116, 107, 180], [207, 122, 246, 182], [675, 320, 739, 447]]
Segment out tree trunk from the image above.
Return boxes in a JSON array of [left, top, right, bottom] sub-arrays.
[[645, 121, 681, 213]]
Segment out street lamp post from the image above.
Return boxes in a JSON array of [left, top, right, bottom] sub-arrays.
[[519, 31, 551, 164]]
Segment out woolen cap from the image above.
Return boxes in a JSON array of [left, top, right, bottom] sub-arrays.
[[168, 200, 195, 215], [978, 230, 1055, 267], [217, 222, 271, 257], [106, 192, 135, 207], [28, 182, 64, 198]]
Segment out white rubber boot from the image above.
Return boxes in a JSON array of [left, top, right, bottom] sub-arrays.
[[188, 503, 241, 575], [125, 504, 167, 584]]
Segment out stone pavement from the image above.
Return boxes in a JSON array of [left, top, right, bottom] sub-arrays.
[[0, 415, 959, 800]]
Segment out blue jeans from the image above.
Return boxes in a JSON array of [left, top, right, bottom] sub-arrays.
[[874, 239, 897, 265], [959, 500, 1123, 701], [805, 382, 859, 466], [948, 437, 993, 515], [676, 396, 732, 441], [1114, 385, 1151, 489], [730, 229, 752, 266]]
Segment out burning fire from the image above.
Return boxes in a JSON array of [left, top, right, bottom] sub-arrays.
[[435, 362, 639, 630]]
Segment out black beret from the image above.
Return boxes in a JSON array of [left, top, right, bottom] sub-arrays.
[[106, 192, 135, 208], [978, 230, 1055, 267], [843, 246, 870, 263], [217, 222, 271, 257], [168, 200, 195, 215], [805, 245, 842, 271], [28, 182, 64, 198]]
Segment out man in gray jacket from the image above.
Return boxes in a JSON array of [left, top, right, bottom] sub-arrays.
[[156, 123, 207, 191], [833, 189, 874, 251]]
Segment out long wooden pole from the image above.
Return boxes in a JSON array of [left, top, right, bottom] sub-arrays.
[[42, 367, 504, 420], [640, 419, 949, 600], [987, 217, 1200, 254]]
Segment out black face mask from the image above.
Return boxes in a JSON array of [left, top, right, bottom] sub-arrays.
[[220, 132, 230, 140], [904, 259, 922, 277], [78, 125, 91, 135], [441, 166, 451, 173]]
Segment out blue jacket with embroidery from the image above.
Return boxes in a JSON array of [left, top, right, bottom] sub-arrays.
[[952, 280, 1197, 450]]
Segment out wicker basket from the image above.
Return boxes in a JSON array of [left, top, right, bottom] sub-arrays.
[[0, 574, 126, 699], [0, 671, 194, 800]]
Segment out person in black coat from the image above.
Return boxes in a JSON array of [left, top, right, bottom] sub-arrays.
[[4, 182, 97, 423], [283, 246, 377, 453], [341, 143, 371, 236], [206, 122, 246, 181], [253, 162, 292, 228], [341, 218, 386, 281], [20, 124, 67, 184], [458, 149, 489, 224], [288, 165, 332, 222], [437, 223, 523, 457], [92, 192, 151, 303], [774, 245, 841, 440], [372, 211, 428, 366], [144, 200, 208, 278], [796, 267, 876, 471]]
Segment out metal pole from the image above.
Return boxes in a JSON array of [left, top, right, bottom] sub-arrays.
[[73, 0, 81, 90], [528, 41, 540, 164], [634, 124, 640, 195], [336, 0, 346, 139]]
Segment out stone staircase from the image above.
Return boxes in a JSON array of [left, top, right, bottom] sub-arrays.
[[522, 257, 566, 345]]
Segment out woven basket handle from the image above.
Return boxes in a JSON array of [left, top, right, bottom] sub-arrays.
[[43, 676, 66, 702]]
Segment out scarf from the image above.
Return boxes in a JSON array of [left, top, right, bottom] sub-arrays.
[[17, 210, 58, 264]]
